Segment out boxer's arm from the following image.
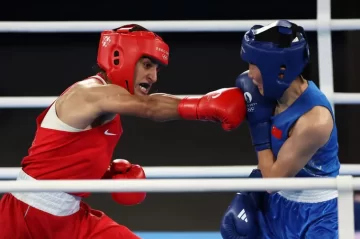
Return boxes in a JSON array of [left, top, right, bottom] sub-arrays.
[[85, 84, 182, 121], [85, 84, 245, 128], [257, 106, 333, 178]]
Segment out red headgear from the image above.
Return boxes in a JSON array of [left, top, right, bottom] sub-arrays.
[[97, 24, 169, 94]]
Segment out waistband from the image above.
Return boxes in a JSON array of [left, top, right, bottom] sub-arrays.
[[11, 169, 81, 216], [277, 189, 338, 203]]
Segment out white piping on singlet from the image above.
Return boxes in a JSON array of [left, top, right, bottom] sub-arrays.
[[11, 169, 81, 216], [40, 75, 107, 132]]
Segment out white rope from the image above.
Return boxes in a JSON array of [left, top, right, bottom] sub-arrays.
[[0, 177, 356, 193], [0, 96, 190, 108], [1, 19, 360, 32], [330, 93, 360, 104], [0, 164, 359, 180], [1, 176, 355, 238], [0, 176, 355, 238], [0, 178, 356, 239], [1, 93, 360, 108]]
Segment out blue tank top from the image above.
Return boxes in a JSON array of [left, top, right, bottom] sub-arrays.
[[270, 81, 340, 177]]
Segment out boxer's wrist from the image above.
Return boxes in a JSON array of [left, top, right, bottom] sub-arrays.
[[249, 121, 272, 152], [177, 97, 200, 120]]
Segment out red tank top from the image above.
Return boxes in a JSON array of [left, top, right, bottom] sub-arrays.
[[21, 77, 123, 197]]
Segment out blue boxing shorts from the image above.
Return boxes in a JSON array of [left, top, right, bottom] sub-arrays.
[[258, 189, 338, 238]]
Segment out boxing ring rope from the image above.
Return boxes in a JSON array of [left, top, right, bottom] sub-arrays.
[[1, 93, 360, 108], [1, 19, 360, 32], [1, 164, 360, 180], [0, 176, 356, 192], [0, 176, 357, 238]]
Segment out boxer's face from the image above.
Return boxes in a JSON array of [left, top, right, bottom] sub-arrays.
[[248, 64, 264, 95], [133, 57, 159, 96]]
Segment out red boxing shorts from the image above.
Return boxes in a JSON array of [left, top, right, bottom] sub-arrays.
[[0, 169, 140, 239]]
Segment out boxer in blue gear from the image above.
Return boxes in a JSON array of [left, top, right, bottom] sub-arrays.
[[221, 20, 340, 239]]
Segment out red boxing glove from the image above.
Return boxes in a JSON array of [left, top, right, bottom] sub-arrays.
[[110, 159, 146, 206], [178, 87, 246, 131], [101, 165, 113, 179]]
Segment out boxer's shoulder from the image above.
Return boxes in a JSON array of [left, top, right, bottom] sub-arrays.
[[58, 77, 113, 104], [53, 78, 114, 129], [76, 77, 107, 88], [291, 106, 333, 141], [298, 106, 333, 129]]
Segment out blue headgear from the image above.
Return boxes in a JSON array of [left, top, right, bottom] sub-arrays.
[[240, 20, 310, 99]]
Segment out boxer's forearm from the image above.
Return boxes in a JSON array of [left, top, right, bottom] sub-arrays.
[[257, 149, 276, 178], [94, 90, 182, 121], [146, 93, 182, 121], [256, 149, 278, 193], [257, 148, 306, 179]]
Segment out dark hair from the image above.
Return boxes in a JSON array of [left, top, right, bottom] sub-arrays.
[[300, 61, 312, 79]]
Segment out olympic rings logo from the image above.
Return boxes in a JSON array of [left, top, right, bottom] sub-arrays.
[[247, 107, 255, 112]]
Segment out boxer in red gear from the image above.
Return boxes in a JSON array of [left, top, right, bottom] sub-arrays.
[[0, 24, 246, 239]]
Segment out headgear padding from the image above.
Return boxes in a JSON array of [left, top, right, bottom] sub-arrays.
[[241, 20, 310, 99], [97, 24, 169, 94]]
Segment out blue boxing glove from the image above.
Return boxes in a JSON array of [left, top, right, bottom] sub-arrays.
[[235, 71, 276, 152], [220, 169, 264, 239]]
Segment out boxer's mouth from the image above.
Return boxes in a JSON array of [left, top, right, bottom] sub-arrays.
[[139, 83, 151, 95]]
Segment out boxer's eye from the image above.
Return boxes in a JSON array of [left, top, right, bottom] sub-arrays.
[[144, 62, 153, 69]]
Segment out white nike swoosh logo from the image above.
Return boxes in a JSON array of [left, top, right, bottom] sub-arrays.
[[104, 129, 116, 136]]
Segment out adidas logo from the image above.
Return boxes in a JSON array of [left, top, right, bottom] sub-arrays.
[[237, 209, 248, 223]]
